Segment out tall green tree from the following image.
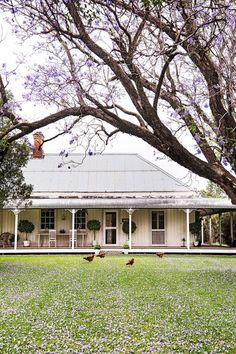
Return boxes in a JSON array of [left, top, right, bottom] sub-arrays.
[[0, 1, 236, 203], [0, 96, 32, 207], [201, 181, 226, 199], [0, 142, 32, 208]]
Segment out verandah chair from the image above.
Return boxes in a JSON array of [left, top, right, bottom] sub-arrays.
[[48, 229, 57, 247]]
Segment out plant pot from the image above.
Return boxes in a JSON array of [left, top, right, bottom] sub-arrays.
[[94, 249, 101, 255], [123, 249, 129, 254], [23, 240, 31, 247]]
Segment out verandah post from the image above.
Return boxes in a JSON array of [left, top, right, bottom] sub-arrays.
[[12, 209, 21, 251]]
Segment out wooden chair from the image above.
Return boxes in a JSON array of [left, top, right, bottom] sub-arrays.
[[69, 230, 78, 248], [49, 229, 57, 247]]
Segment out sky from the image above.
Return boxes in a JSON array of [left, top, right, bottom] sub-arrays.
[[0, 15, 208, 191]]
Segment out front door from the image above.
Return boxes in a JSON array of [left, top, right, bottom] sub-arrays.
[[105, 211, 117, 244], [151, 210, 165, 244]]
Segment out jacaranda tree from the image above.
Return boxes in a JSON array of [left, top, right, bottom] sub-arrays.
[[0, 1, 236, 203]]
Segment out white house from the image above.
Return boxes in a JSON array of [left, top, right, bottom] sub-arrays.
[[0, 141, 235, 252]]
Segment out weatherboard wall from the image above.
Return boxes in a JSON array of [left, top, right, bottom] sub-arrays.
[[1, 208, 195, 247]]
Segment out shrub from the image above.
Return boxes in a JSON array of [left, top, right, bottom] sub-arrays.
[[189, 220, 201, 240], [94, 243, 101, 250]]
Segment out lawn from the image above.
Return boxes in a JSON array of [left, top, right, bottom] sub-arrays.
[[0, 255, 235, 353]]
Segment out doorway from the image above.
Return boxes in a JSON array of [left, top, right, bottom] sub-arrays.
[[105, 211, 117, 244]]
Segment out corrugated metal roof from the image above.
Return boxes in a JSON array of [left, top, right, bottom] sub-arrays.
[[23, 153, 192, 193], [10, 196, 235, 210]]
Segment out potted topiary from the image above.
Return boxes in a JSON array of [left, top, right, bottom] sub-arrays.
[[123, 243, 129, 254], [94, 243, 101, 255], [87, 219, 101, 246], [18, 219, 35, 247]]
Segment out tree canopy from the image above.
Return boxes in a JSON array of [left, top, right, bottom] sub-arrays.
[[0, 0, 236, 203], [201, 181, 226, 199], [0, 133, 32, 208], [0, 90, 32, 207]]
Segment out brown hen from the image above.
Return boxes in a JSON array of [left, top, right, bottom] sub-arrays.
[[96, 251, 106, 258], [83, 254, 95, 262], [126, 258, 135, 266]]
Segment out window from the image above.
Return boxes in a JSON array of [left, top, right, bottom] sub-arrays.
[[152, 211, 165, 244], [152, 211, 165, 230], [74, 209, 86, 230], [41, 209, 55, 230]]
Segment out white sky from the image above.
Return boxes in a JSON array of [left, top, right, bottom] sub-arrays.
[[0, 16, 208, 191]]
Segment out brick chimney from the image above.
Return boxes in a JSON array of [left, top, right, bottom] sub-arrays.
[[32, 131, 45, 159]]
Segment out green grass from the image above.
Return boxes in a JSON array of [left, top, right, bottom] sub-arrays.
[[0, 255, 235, 353]]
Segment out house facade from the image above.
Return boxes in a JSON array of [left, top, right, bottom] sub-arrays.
[[0, 151, 235, 251]]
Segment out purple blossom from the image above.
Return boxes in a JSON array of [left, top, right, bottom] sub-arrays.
[[187, 37, 194, 45], [196, 148, 201, 155], [86, 60, 93, 67], [215, 33, 224, 46], [222, 157, 228, 166], [219, 139, 225, 146], [227, 12, 236, 27], [184, 108, 190, 116]]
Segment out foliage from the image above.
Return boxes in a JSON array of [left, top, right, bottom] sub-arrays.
[[123, 243, 129, 249], [203, 212, 236, 246], [201, 181, 226, 199], [18, 219, 35, 240], [0, 255, 235, 353], [0, 140, 32, 208], [94, 243, 101, 250], [0, 117, 32, 208], [9, 233, 20, 243], [220, 213, 234, 246], [1, 1, 236, 202], [189, 220, 202, 240], [122, 220, 137, 234]]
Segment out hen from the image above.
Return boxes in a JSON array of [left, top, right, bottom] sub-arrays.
[[96, 251, 106, 258], [83, 254, 95, 262], [126, 258, 135, 266], [156, 252, 164, 258]]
